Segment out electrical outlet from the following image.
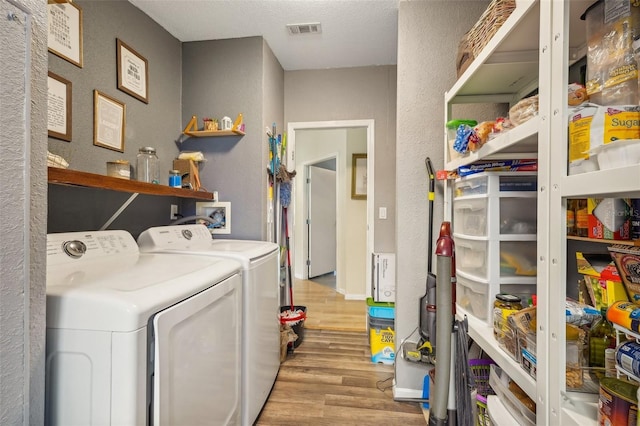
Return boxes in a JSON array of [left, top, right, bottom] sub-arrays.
[[170, 204, 179, 220]]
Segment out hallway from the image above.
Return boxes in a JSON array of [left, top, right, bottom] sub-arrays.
[[256, 279, 427, 425], [291, 278, 367, 332]]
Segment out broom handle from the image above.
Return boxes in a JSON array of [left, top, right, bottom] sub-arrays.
[[284, 207, 294, 311], [425, 157, 435, 274]]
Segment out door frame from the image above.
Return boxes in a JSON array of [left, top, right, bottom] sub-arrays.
[[287, 120, 375, 297]]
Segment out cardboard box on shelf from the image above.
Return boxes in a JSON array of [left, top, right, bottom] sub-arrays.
[[173, 159, 200, 191], [576, 252, 627, 310], [587, 198, 631, 240]]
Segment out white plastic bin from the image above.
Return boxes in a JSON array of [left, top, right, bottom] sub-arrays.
[[453, 198, 488, 236], [456, 274, 489, 320]]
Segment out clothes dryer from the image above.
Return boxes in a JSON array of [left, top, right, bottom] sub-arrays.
[[45, 230, 243, 425], [138, 225, 280, 425]]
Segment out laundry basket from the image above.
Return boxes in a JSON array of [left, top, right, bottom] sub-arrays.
[[469, 359, 496, 426]]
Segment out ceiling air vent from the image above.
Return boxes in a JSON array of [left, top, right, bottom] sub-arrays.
[[286, 23, 322, 35]]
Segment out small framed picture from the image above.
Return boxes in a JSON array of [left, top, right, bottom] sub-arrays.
[[117, 39, 149, 104], [47, 71, 72, 142], [196, 201, 231, 234], [351, 153, 367, 200], [93, 90, 126, 152], [47, 0, 83, 68]]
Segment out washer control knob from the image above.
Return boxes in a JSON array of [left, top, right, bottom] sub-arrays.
[[181, 229, 193, 240], [63, 240, 87, 258]]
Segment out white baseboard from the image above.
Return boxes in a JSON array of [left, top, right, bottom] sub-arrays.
[[344, 293, 366, 300], [393, 385, 423, 400]]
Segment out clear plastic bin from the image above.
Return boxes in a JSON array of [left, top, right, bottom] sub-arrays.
[[456, 275, 489, 320], [489, 365, 536, 426], [499, 241, 537, 277], [453, 198, 488, 236], [494, 315, 519, 361], [455, 237, 488, 278], [499, 198, 537, 235]]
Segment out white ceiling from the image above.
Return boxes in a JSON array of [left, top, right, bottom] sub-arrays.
[[128, 0, 399, 71]]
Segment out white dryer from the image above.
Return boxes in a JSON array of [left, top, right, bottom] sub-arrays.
[[45, 230, 243, 426], [137, 225, 280, 426]]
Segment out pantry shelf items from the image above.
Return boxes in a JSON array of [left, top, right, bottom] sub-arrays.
[[182, 113, 245, 138]]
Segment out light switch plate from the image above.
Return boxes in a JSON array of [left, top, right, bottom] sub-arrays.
[[379, 207, 387, 219]]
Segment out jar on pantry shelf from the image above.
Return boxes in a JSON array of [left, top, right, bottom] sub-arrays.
[[493, 294, 523, 339], [168, 170, 182, 188], [136, 147, 159, 184], [588, 308, 616, 379]]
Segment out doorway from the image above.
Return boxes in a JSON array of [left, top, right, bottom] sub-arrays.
[[286, 120, 374, 299], [307, 160, 337, 287]]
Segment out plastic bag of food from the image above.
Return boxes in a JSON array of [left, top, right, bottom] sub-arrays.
[[568, 83, 589, 106], [453, 123, 474, 154], [565, 298, 601, 326], [509, 95, 539, 126]]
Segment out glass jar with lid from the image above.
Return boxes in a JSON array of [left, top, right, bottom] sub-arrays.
[[493, 294, 523, 339], [136, 147, 159, 183]]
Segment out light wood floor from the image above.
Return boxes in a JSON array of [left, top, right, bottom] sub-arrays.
[[256, 278, 428, 425], [255, 329, 426, 425], [289, 277, 367, 332]]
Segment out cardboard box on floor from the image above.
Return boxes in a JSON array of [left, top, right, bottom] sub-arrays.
[[173, 159, 200, 191]]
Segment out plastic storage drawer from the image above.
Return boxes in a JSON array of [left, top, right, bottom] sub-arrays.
[[499, 198, 537, 235], [455, 175, 489, 196], [453, 198, 488, 236], [500, 241, 537, 277], [456, 274, 489, 320], [454, 173, 537, 198], [455, 237, 488, 278]]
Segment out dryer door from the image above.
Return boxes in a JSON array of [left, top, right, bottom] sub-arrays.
[[152, 273, 242, 425]]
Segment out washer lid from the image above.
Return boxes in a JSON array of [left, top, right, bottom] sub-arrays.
[[47, 232, 241, 332]]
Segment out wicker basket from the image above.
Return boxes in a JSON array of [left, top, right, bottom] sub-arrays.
[[456, 0, 517, 77], [469, 359, 496, 426]]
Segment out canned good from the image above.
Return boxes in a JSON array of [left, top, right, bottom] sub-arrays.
[[616, 341, 640, 378]]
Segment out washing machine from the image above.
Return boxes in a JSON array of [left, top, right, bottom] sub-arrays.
[[137, 224, 280, 426], [45, 230, 243, 425]]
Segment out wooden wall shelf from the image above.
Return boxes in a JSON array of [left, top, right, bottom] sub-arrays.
[[48, 167, 214, 200], [184, 129, 245, 137], [182, 114, 245, 138]]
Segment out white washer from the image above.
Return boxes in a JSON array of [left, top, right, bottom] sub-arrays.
[[137, 225, 280, 426], [45, 230, 243, 426]]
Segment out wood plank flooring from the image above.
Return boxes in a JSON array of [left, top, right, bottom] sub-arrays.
[[290, 278, 368, 332], [255, 329, 426, 425], [256, 278, 427, 425]]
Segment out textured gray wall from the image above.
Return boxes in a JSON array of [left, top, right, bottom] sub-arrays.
[[262, 40, 285, 240], [284, 65, 397, 252], [395, 1, 491, 394], [1, 0, 47, 424], [47, 0, 182, 182], [182, 37, 270, 240]]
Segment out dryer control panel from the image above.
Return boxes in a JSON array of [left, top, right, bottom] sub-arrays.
[[138, 224, 213, 251]]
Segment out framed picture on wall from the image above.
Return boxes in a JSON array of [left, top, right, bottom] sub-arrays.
[[196, 201, 232, 234], [351, 153, 367, 200], [117, 39, 149, 104], [47, 0, 83, 68], [93, 90, 126, 152], [47, 71, 72, 142]]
